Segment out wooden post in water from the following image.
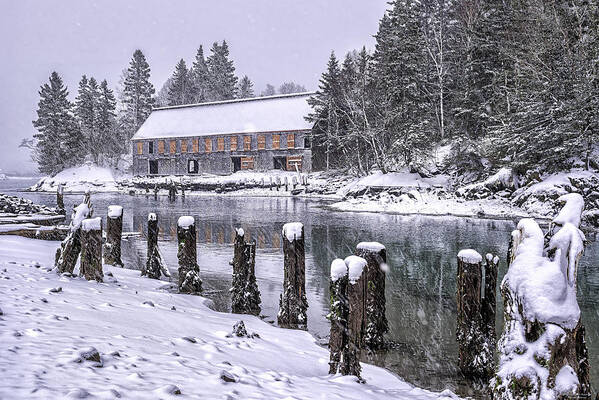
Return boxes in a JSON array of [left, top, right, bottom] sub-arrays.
[[482, 253, 498, 351], [356, 242, 388, 350], [80, 217, 103, 282], [142, 213, 169, 279], [104, 205, 123, 267], [341, 255, 367, 378], [231, 228, 261, 315], [284, 176, 289, 191], [177, 216, 202, 293], [56, 184, 65, 214], [329, 258, 349, 374], [55, 197, 92, 274], [456, 249, 488, 379], [277, 222, 308, 329]]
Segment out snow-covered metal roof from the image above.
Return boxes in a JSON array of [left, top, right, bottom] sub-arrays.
[[131, 92, 314, 140]]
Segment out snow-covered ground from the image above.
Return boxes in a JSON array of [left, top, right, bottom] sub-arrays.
[[29, 163, 124, 193], [0, 236, 459, 400]]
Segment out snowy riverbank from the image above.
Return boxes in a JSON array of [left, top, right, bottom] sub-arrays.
[[0, 236, 459, 399]]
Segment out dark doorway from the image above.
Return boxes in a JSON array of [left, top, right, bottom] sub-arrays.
[[273, 156, 287, 170], [232, 157, 241, 172], [149, 160, 158, 174]]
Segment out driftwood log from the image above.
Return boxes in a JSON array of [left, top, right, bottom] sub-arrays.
[[80, 217, 103, 282], [177, 216, 202, 293], [104, 205, 123, 267], [355, 242, 388, 350], [341, 255, 367, 378], [277, 222, 308, 329], [231, 228, 261, 315], [328, 258, 349, 374]]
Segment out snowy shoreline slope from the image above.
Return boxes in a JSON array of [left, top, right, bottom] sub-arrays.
[[0, 236, 459, 400]]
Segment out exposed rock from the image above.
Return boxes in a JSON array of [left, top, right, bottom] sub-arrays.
[[219, 370, 237, 383]]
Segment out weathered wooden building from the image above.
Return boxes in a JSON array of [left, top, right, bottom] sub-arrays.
[[131, 92, 313, 176]]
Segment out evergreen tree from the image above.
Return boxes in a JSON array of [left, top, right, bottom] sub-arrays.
[[261, 84, 276, 96], [75, 75, 102, 161], [32, 72, 83, 174], [97, 79, 118, 158], [307, 51, 343, 170], [238, 75, 254, 98], [120, 49, 155, 140], [278, 82, 307, 94], [206, 41, 238, 100], [191, 45, 209, 103], [167, 59, 192, 106]]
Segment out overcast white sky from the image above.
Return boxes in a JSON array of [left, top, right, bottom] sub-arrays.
[[0, 0, 389, 174]]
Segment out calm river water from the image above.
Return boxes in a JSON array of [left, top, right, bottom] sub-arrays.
[[3, 179, 598, 398]]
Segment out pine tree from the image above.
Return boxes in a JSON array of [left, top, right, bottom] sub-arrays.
[[191, 45, 209, 103], [206, 41, 238, 100], [238, 75, 254, 98], [278, 82, 307, 94], [32, 72, 83, 174], [120, 49, 155, 140], [75, 75, 101, 162], [307, 51, 343, 170], [167, 59, 191, 106], [97, 79, 118, 158], [261, 84, 276, 96]]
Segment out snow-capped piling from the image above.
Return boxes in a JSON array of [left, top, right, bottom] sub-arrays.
[[104, 205, 123, 267], [355, 241, 388, 350], [342, 255, 368, 378], [56, 184, 65, 215], [55, 196, 92, 274], [328, 258, 349, 374], [231, 228, 261, 315], [176, 216, 202, 293], [168, 181, 177, 201], [493, 195, 590, 399], [278, 222, 308, 329], [456, 248, 496, 379], [80, 217, 103, 282], [142, 213, 169, 279]]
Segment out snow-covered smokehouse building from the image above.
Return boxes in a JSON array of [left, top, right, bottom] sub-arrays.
[[130, 92, 313, 176]]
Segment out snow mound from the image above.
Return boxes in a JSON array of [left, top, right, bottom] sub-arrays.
[[330, 258, 348, 281], [81, 217, 102, 232], [70, 203, 90, 231], [177, 216, 195, 229], [282, 222, 303, 242], [345, 255, 367, 284], [30, 163, 122, 193], [457, 249, 482, 264], [107, 205, 123, 219], [357, 242, 385, 253]]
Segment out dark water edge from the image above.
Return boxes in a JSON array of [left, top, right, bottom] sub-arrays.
[[2, 178, 598, 399]]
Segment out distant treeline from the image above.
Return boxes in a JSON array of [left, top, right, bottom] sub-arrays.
[[27, 42, 306, 175], [308, 0, 599, 175]]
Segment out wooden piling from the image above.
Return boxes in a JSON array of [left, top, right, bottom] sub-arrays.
[[456, 249, 490, 379], [142, 213, 169, 279], [341, 255, 367, 378], [80, 217, 103, 282], [329, 258, 349, 374], [231, 228, 261, 315], [104, 205, 123, 267], [277, 222, 308, 329], [55, 199, 91, 274], [177, 216, 202, 293], [356, 242, 388, 350], [56, 184, 65, 214], [483, 253, 498, 344]]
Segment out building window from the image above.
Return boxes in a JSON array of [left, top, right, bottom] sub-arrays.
[[188, 160, 198, 174], [243, 136, 251, 151], [272, 134, 280, 150], [287, 133, 295, 149], [136, 142, 143, 155], [148, 141, 154, 154], [230, 136, 238, 151], [205, 138, 212, 153], [257, 135, 266, 150], [287, 155, 302, 171], [192, 138, 199, 153], [158, 140, 165, 154], [241, 156, 254, 170], [217, 137, 225, 152], [169, 140, 176, 154], [181, 140, 187, 153]]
